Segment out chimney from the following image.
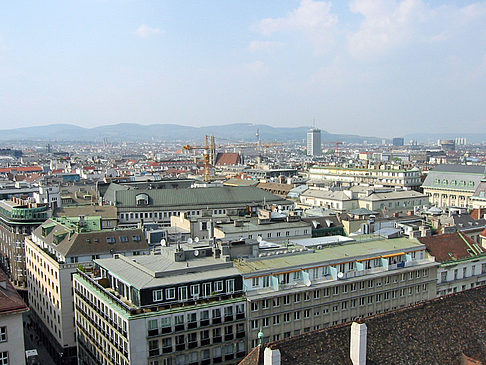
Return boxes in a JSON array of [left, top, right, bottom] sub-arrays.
[[350, 322, 367, 365], [264, 347, 281, 365]]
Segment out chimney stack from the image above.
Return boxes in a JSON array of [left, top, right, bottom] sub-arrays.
[[350, 322, 367, 365], [264, 347, 281, 365]]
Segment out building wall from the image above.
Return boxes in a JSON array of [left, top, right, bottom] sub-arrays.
[[423, 188, 473, 208], [245, 264, 437, 348], [436, 259, 486, 296], [25, 237, 77, 348], [0, 311, 26, 365], [308, 167, 421, 189], [74, 273, 247, 365]]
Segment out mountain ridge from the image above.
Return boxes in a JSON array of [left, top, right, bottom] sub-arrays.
[[0, 123, 383, 144]]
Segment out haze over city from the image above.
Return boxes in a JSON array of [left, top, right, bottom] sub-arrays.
[[1, 0, 485, 137]]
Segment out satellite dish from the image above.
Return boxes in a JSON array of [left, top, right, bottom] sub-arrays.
[[194, 237, 200, 243], [160, 239, 167, 246], [187, 238, 193, 244], [337, 272, 344, 279], [257, 236, 263, 243], [194, 250, 199, 257]]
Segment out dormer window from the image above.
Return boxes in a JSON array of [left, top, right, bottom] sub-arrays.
[[136, 193, 149, 206]]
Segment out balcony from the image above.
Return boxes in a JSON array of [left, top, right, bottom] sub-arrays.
[[200, 338, 210, 346], [224, 334, 234, 341], [149, 349, 160, 357], [162, 347, 172, 354], [175, 344, 185, 351], [224, 315, 234, 322]]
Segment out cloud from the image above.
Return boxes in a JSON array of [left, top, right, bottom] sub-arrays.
[[245, 61, 268, 74], [348, 0, 486, 59], [248, 40, 283, 52], [256, 0, 338, 50], [134, 24, 162, 38]]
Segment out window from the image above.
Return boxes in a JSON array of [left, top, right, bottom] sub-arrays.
[[263, 276, 270, 287], [190, 284, 200, 298], [166, 288, 175, 300], [214, 281, 223, 292], [251, 320, 259, 329], [273, 297, 280, 307], [284, 313, 291, 322], [294, 311, 301, 320], [252, 277, 259, 287], [294, 294, 301, 303], [0, 327, 6, 342], [203, 283, 211, 297], [262, 317, 270, 327], [283, 295, 290, 305], [273, 315, 280, 325], [251, 302, 258, 311], [226, 279, 235, 293], [152, 289, 163, 302], [262, 300, 269, 309], [179, 286, 188, 301]]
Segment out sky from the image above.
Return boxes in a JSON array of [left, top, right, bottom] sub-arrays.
[[0, 0, 485, 137]]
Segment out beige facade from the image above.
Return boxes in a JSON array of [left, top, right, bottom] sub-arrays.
[[307, 166, 421, 190], [235, 237, 438, 349]]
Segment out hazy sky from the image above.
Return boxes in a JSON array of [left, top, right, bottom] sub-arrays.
[[1, 0, 485, 137]]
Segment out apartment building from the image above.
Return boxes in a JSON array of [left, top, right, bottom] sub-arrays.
[[0, 269, 29, 365], [299, 187, 428, 213], [25, 216, 149, 364], [422, 164, 486, 208], [418, 232, 486, 296], [74, 244, 247, 365], [234, 237, 438, 348], [213, 218, 312, 242], [308, 166, 422, 190], [102, 184, 293, 228], [0, 197, 50, 290]]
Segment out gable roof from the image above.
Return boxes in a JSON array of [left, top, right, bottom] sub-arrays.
[[418, 232, 486, 263], [0, 269, 28, 315]]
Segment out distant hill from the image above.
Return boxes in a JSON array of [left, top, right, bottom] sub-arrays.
[[0, 123, 383, 144]]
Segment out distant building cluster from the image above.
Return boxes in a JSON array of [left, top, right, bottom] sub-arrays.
[[0, 132, 484, 364]]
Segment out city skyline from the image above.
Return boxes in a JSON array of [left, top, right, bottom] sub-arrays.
[[1, 0, 485, 137]]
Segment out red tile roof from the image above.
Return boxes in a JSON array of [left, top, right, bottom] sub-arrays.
[[215, 152, 241, 166], [0, 166, 42, 173], [418, 232, 486, 263], [0, 269, 28, 315]]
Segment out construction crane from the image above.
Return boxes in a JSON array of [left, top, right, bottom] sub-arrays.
[[182, 135, 216, 182], [324, 141, 343, 159]]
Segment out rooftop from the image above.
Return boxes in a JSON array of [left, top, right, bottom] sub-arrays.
[[95, 250, 239, 289], [0, 269, 29, 315], [418, 232, 486, 263], [235, 237, 425, 274], [243, 285, 486, 365]]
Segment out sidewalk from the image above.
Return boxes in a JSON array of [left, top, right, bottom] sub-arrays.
[[23, 313, 56, 365]]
